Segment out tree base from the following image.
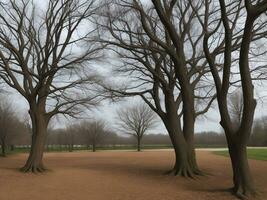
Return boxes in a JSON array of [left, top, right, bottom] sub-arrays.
[[231, 186, 256, 200], [165, 165, 204, 178], [20, 164, 47, 173]]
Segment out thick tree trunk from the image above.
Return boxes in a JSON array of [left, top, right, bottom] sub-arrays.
[[163, 113, 201, 177], [21, 103, 48, 173], [168, 133, 201, 177], [227, 139, 255, 199]]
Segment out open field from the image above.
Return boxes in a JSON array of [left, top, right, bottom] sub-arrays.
[[215, 148, 267, 161], [0, 150, 267, 200], [5, 144, 228, 154]]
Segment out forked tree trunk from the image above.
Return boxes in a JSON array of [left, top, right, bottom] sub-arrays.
[[169, 132, 201, 177], [163, 113, 201, 177], [21, 103, 48, 173], [227, 136, 255, 199]]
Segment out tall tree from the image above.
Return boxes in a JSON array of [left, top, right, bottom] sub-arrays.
[[0, 0, 102, 172], [116, 103, 157, 151], [194, 0, 267, 197], [97, 0, 215, 176]]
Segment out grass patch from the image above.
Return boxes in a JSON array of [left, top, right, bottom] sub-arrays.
[[215, 148, 267, 161]]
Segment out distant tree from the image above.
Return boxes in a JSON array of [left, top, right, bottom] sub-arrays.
[[116, 103, 157, 151], [64, 125, 79, 152], [79, 120, 108, 152], [195, 132, 226, 147], [250, 117, 267, 146], [0, 97, 17, 156], [228, 91, 243, 127]]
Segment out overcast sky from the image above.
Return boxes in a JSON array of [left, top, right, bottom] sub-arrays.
[[4, 0, 267, 135], [9, 73, 267, 135]]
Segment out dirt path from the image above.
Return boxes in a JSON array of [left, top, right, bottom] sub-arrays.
[[0, 150, 266, 200]]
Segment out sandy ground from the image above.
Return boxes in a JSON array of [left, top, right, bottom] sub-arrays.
[[0, 150, 266, 200]]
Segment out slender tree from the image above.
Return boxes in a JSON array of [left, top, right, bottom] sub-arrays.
[[0, 97, 17, 156], [64, 125, 78, 152], [193, 0, 267, 197], [0, 0, 102, 172], [116, 103, 157, 151]]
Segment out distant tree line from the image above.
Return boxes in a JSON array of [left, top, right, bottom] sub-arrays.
[[2, 116, 267, 155]]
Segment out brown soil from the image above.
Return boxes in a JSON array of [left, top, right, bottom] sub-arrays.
[[0, 150, 266, 200]]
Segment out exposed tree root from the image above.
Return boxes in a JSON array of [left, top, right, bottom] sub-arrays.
[[20, 164, 47, 173], [231, 185, 256, 200], [165, 165, 204, 178]]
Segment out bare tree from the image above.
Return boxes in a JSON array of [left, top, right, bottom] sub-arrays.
[[64, 124, 78, 152], [229, 90, 243, 126], [97, 0, 215, 177], [193, 0, 267, 197], [116, 103, 157, 151], [0, 0, 102, 172], [79, 119, 108, 152], [0, 97, 16, 156]]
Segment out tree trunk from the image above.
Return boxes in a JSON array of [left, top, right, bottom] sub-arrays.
[[169, 133, 201, 177], [184, 122, 202, 176], [1, 139, 6, 157], [21, 103, 48, 173], [161, 92, 201, 177], [227, 138, 255, 199], [163, 114, 201, 177], [137, 137, 141, 152], [92, 143, 96, 152], [68, 144, 73, 152], [10, 145, 15, 151]]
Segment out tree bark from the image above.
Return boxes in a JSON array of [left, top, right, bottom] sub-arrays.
[[163, 113, 201, 177], [21, 103, 48, 173], [168, 131, 201, 177], [226, 135, 255, 199]]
